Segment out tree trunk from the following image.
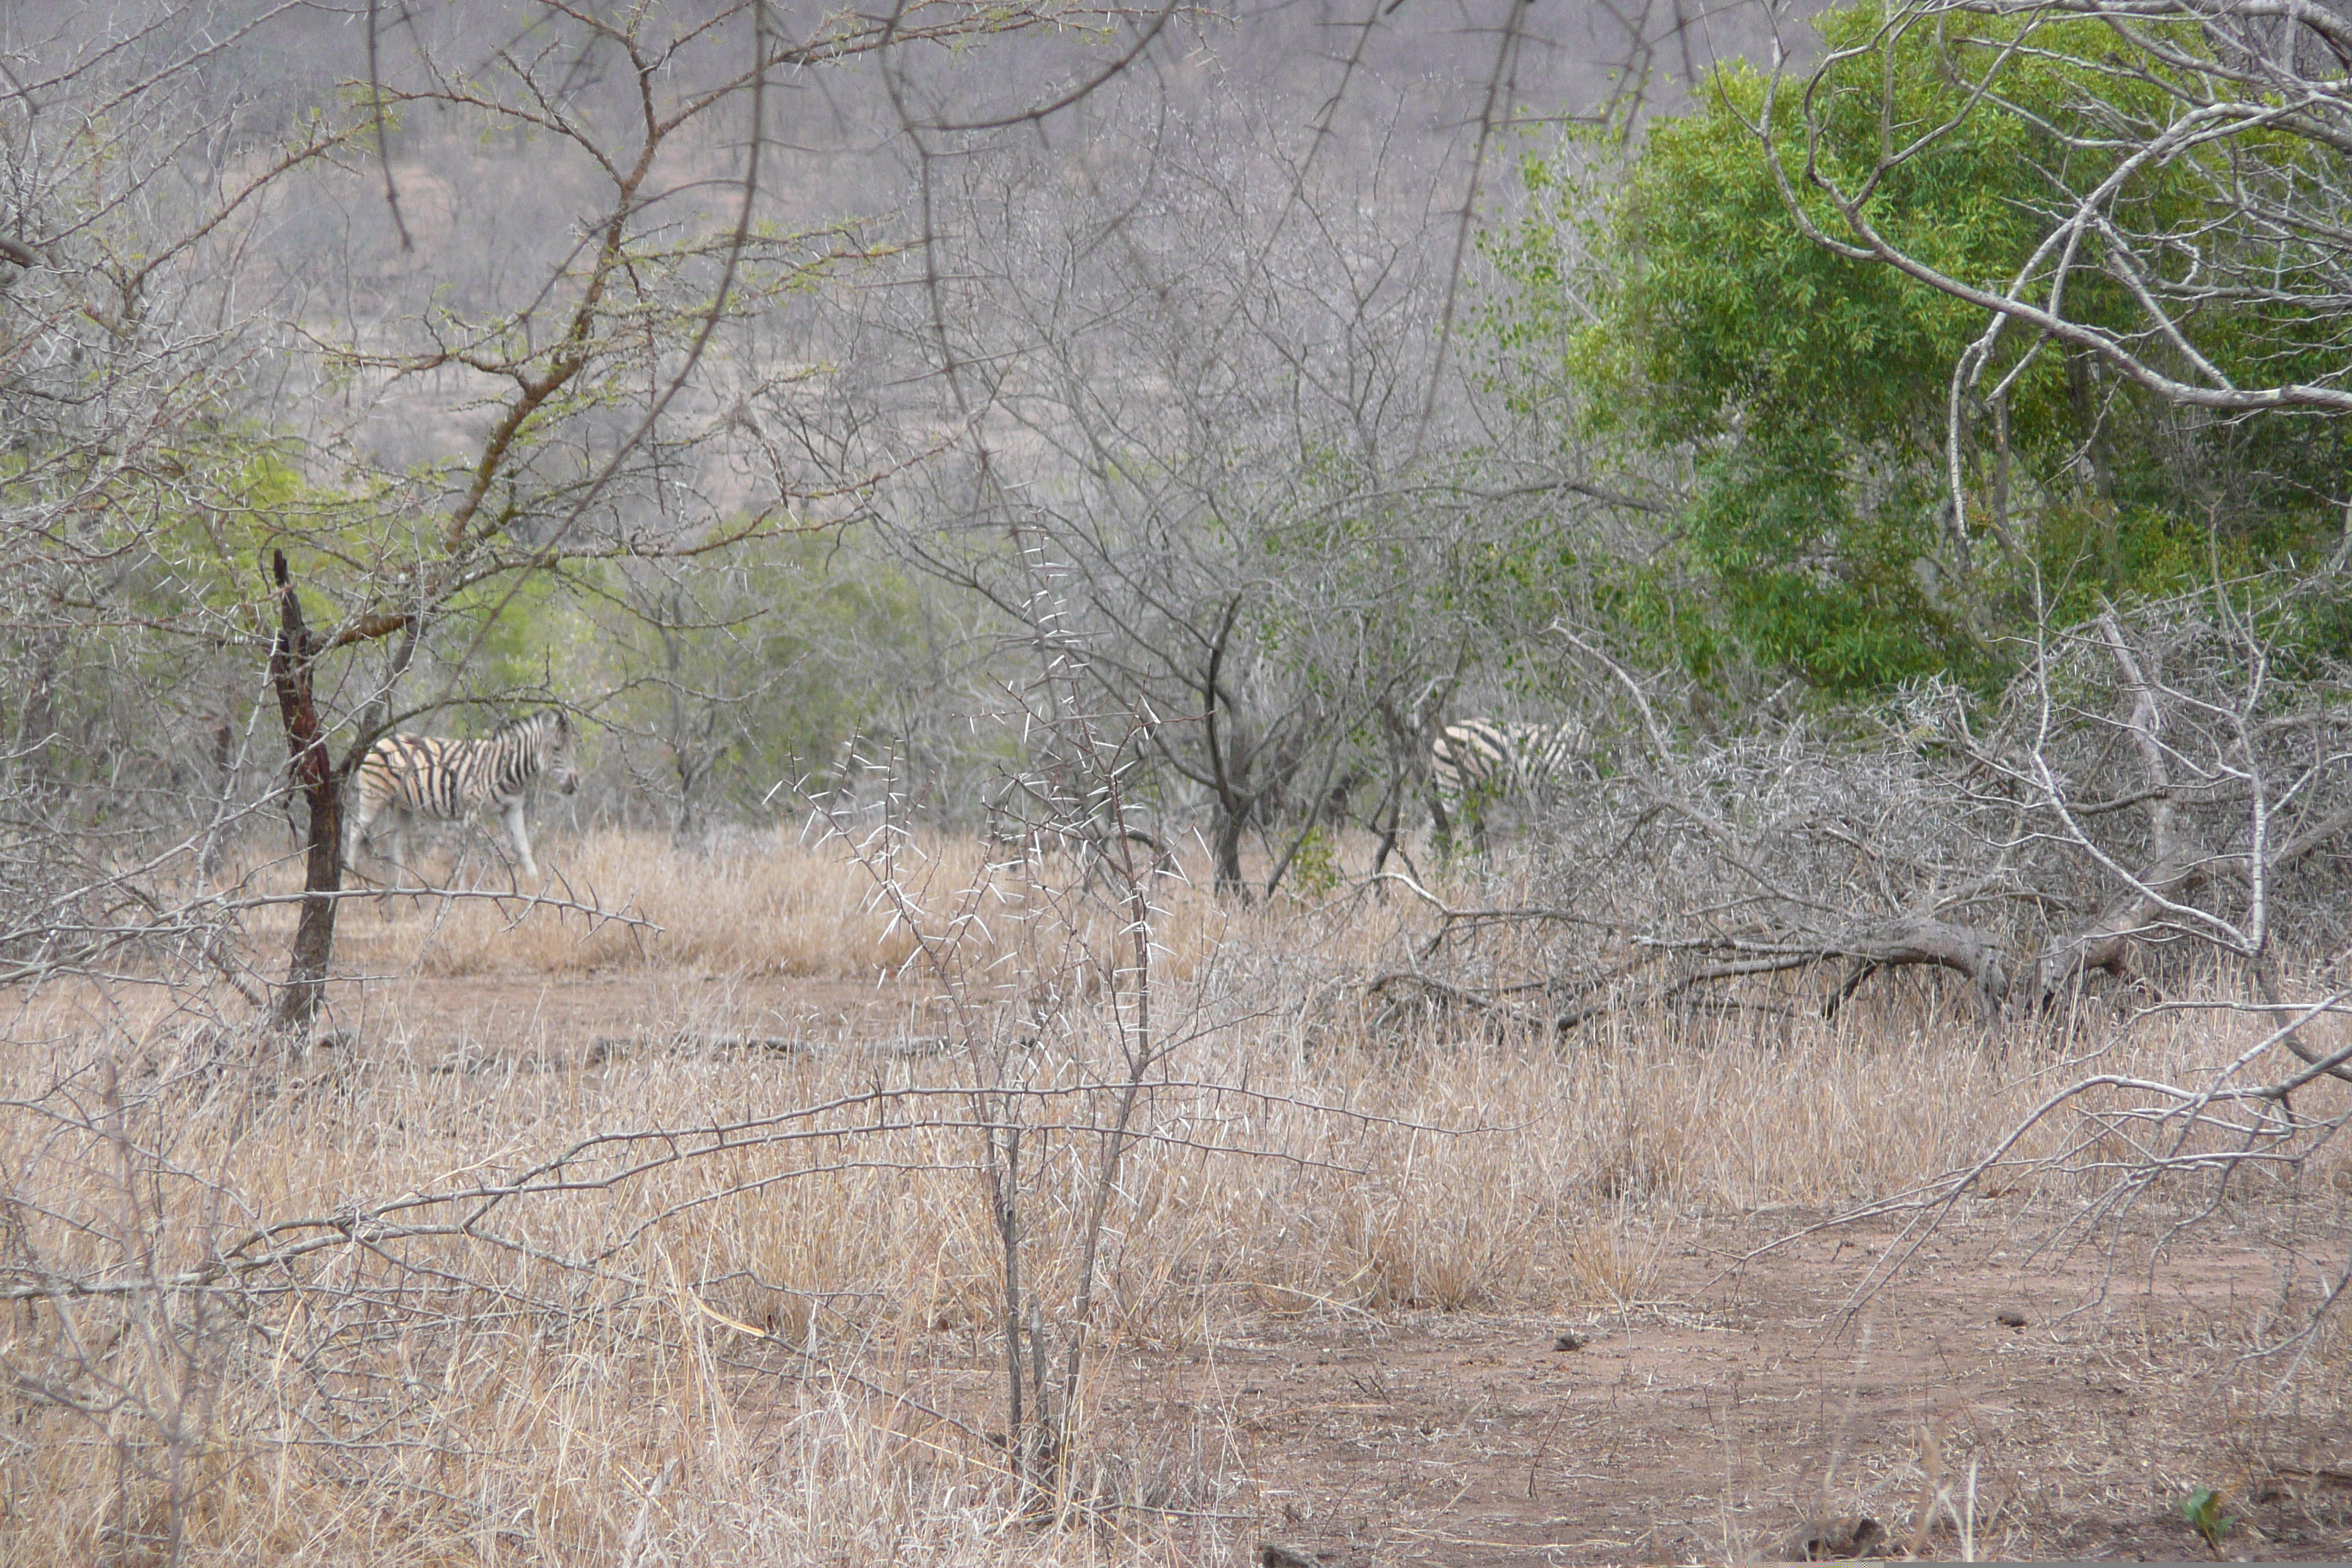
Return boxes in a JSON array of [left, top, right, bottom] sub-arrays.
[[1828, 911, 2012, 1018], [1368, 776, 1406, 879], [12, 635, 61, 807], [268, 551, 342, 1032], [2034, 845, 2206, 998], [1210, 800, 1247, 897], [200, 692, 235, 878]]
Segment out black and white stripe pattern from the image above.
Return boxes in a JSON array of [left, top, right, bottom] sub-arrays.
[[1430, 718, 1581, 845], [344, 710, 581, 885]]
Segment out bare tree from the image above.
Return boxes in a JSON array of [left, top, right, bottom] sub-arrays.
[[837, 102, 1621, 894]]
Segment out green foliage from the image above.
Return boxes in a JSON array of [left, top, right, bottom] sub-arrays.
[[1285, 824, 1343, 898], [565, 529, 942, 822], [2179, 1486, 2235, 1549], [437, 568, 572, 701], [1482, 1, 2350, 693]]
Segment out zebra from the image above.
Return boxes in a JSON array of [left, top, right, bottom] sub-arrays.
[[344, 709, 581, 887], [1428, 718, 1582, 850]]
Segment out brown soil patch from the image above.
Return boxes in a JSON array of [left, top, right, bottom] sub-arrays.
[[1134, 1225, 2352, 1562], [848, 1213, 2352, 1564]]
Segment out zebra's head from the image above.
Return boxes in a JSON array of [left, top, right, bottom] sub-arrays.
[[543, 711, 582, 795]]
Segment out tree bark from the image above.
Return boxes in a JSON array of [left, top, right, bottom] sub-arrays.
[[268, 550, 342, 1032], [1823, 912, 2012, 1017], [1199, 598, 1252, 897], [1210, 803, 1247, 897], [2034, 843, 2206, 998], [13, 635, 60, 807]]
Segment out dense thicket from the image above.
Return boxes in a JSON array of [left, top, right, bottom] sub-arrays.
[[4, 0, 2348, 984]]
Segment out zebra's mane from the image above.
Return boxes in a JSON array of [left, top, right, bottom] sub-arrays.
[[490, 709, 566, 740]]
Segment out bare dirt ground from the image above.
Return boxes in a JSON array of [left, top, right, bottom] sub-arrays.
[[777, 1210, 2352, 1566], [1069, 1218, 2352, 1566], [303, 964, 2352, 1564]]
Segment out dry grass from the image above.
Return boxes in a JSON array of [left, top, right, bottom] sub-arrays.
[[6, 830, 2350, 1564], [255, 825, 1237, 984]]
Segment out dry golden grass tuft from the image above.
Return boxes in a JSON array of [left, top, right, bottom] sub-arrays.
[[309, 826, 1243, 984], [7, 829, 2351, 1563], [342, 826, 947, 976]]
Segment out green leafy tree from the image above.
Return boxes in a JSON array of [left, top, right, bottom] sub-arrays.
[[1487, 1, 2351, 692], [571, 535, 952, 838]]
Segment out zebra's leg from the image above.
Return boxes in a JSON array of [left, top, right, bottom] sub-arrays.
[[502, 799, 540, 881], [342, 794, 373, 879], [384, 809, 415, 892], [1428, 788, 1457, 858]]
